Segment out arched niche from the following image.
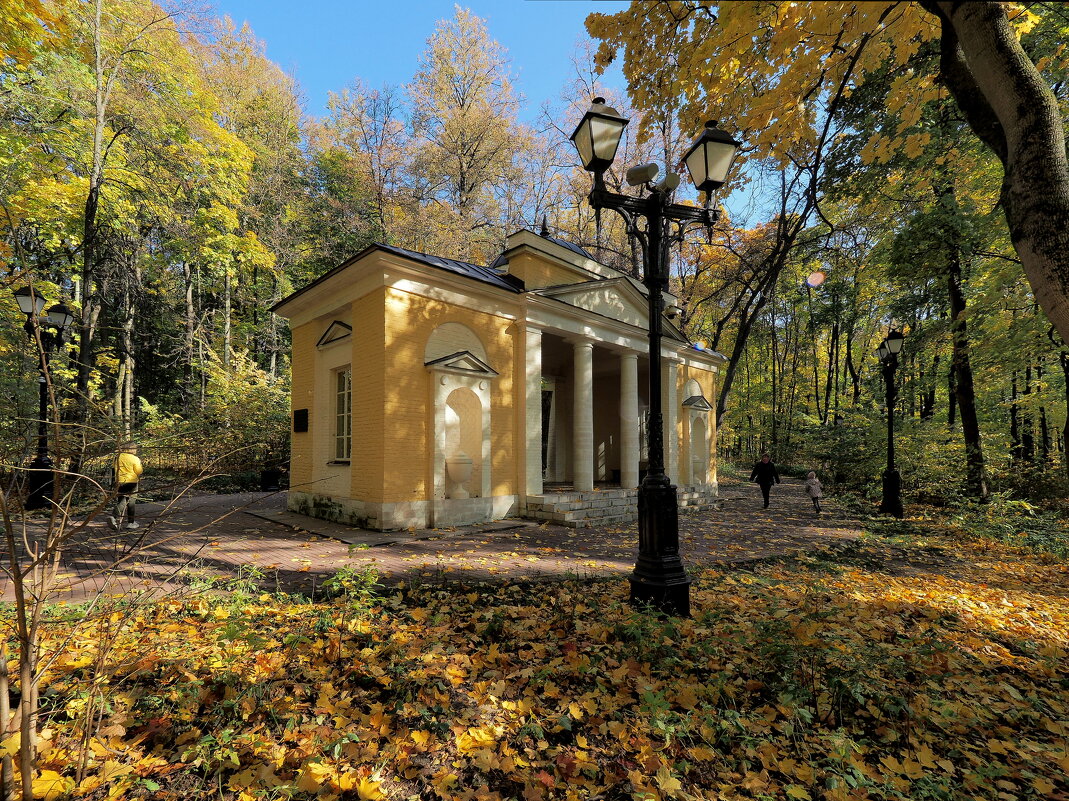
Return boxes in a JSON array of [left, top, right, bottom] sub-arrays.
[[444, 387, 483, 497], [682, 386, 712, 486], [691, 415, 709, 485], [425, 322, 488, 364], [426, 326, 497, 512]]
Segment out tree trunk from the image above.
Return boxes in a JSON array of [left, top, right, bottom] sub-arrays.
[[947, 243, 989, 501], [822, 322, 838, 425], [845, 335, 862, 404], [269, 276, 280, 380], [75, 0, 109, 431], [113, 279, 135, 435], [182, 261, 195, 404], [925, 1, 1069, 343], [1010, 372, 1022, 462], [1060, 352, 1069, 476], [947, 365, 957, 428], [716, 290, 771, 426], [1021, 364, 1034, 462], [222, 267, 232, 371]]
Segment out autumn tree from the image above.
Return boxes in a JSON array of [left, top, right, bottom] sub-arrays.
[[193, 18, 304, 376], [408, 6, 526, 261], [587, 0, 1069, 337], [917, 1, 1069, 344]]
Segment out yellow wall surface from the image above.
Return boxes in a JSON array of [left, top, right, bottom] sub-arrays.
[[678, 363, 718, 480], [381, 287, 519, 504], [507, 252, 591, 290], [350, 288, 388, 501], [289, 323, 317, 489]]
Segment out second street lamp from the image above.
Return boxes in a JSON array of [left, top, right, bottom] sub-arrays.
[[571, 98, 741, 616], [12, 286, 74, 509], [877, 329, 905, 519]]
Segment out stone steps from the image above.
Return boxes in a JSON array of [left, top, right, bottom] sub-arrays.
[[525, 485, 718, 528]]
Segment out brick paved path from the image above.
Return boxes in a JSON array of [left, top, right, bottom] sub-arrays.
[[2, 478, 861, 604]]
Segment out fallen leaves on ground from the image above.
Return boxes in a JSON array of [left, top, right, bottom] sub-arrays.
[[14, 529, 1069, 800]]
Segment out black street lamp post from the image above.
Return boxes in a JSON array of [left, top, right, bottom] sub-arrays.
[[571, 98, 740, 616], [12, 286, 74, 510], [877, 330, 905, 519]]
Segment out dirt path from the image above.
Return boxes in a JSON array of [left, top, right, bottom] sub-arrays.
[[3, 478, 863, 603]]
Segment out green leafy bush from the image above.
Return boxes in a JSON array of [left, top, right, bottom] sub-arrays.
[[140, 351, 289, 480]]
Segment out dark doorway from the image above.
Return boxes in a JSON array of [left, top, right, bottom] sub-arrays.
[[541, 389, 553, 475]]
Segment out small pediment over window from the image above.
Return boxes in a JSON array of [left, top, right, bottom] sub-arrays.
[[682, 395, 713, 411], [317, 321, 352, 348], [424, 350, 499, 377]]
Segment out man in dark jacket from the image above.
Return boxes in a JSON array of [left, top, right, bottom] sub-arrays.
[[749, 453, 780, 509]]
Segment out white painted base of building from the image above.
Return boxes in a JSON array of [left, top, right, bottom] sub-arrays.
[[286, 491, 517, 531], [523, 482, 719, 528]]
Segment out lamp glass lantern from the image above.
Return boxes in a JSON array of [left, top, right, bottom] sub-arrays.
[[682, 120, 742, 193], [14, 286, 46, 316], [877, 342, 889, 362], [884, 329, 905, 355], [570, 97, 629, 173], [46, 303, 74, 331]]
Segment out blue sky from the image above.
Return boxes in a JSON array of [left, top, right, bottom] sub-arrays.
[[211, 0, 629, 120]]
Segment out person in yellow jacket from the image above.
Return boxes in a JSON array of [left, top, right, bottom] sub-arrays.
[[108, 442, 143, 530]]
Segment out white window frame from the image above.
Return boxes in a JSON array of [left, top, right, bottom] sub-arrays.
[[334, 366, 352, 461]]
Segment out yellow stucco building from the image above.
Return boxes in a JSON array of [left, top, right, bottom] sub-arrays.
[[272, 229, 725, 530]]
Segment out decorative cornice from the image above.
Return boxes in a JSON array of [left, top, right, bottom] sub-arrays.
[[316, 321, 352, 348], [424, 350, 499, 377]]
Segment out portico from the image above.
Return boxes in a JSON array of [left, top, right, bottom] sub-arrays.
[[273, 227, 723, 531]]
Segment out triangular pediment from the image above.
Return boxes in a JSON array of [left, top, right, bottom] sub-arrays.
[[536, 277, 653, 330], [682, 395, 713, 411], [424, 350, 499, 377], [316, 320, 352, 347]]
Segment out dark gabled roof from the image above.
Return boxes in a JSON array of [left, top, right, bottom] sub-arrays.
[[271, 242, 524, 315], [542, 234, 594, 261], [376, 243, 524, 293], [489, 232, 596, 270]]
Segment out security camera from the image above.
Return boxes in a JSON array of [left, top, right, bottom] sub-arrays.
[[625, 163, 660, 186], [654, 172, 681, 193]]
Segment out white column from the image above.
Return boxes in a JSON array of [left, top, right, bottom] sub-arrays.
[[662, 358, 680, 485], [619, 352, 640, 488], [572, 339, 594, 492], [523, 327, 543, 499]]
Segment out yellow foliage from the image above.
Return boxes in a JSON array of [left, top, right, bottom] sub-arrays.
[[11, 518, 1069, 800], [31, 770, 74, 800]]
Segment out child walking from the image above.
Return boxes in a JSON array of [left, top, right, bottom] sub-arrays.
[[804, 471, 823, 512]]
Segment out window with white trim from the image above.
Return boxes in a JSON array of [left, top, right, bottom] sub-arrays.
[[335, 366, 352, 460]]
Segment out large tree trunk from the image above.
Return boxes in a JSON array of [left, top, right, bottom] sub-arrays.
[[925, 1, 1069, 342]]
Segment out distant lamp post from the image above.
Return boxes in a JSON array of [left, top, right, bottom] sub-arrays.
[[12, 286, 74, 509], [571, 97, 741, 616], [876, 329, 905, 519], [806, 270, 826, 288]]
